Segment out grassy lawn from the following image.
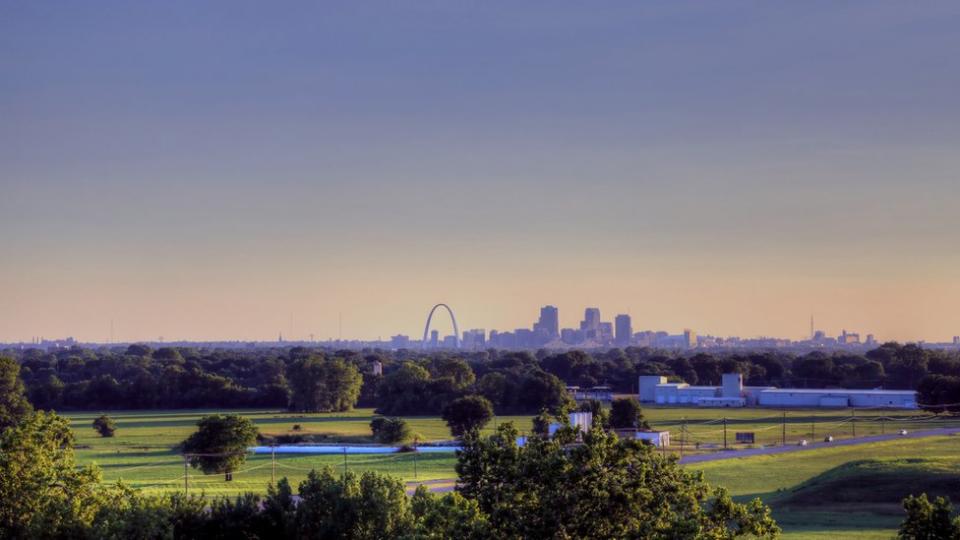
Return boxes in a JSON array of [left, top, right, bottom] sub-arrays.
[[692, 435, 960, 540], [65, 407, 960, 537], [67, 408, 528, 496]]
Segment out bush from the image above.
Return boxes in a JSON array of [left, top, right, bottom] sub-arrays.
[[370, 416, 410, 444], [92, 414, 116, 437]]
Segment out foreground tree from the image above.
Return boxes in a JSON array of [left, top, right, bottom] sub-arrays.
[[0, 355, 33, 430], [288, 356, 363, 412], [898, 494, 960, 540], [92, 414, 117, 437], [442, 395, 494, 438], [0, 411, 114, 537], [456, 423, 781, 538], [181, 414, 259, 476]]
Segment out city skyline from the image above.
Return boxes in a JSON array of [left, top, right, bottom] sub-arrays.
[[4, 3, 960, 344], [12, 302, 959, 349]]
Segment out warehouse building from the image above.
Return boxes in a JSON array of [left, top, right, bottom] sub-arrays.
[[639, 373, 917, 409]]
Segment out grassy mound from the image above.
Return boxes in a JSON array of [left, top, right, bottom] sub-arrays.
[[781, 458, 960, 508]]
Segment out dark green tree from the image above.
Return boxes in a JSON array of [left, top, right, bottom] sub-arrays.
[[0, 355, 33, 430], [610, 397, 650, 429], [289, 356, 363, 412], [92, 414, 117, 437], [181, 414, 259, 475], [370, 416, 411, 444], [442, 395, 494, 438]]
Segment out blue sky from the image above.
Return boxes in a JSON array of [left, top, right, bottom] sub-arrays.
[[2, 2, 959, 342]]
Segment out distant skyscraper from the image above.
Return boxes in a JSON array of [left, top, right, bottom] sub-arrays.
[[430, 329, 439, 348], [581, 308, 601, 339], [534, 305, 560, 339], [615, 314, 632, 346], [683, 328, 697, 349]]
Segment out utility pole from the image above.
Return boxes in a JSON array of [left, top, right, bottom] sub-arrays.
[[413, 435, 419, 480], [811, 419, 815, 441], [343, 447, 348, 476], [723, 417, 728, 450], [881, 416, 885, 435], [781, 410, 786, 446], [852, 408, 857, 438]]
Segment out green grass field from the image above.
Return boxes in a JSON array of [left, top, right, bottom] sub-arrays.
[[65, 406, 960, 538]]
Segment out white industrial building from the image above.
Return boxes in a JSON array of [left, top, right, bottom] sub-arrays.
[[639, 373, 917, 409]]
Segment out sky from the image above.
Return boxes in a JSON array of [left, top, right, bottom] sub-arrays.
[[2, 1, 960, 343]]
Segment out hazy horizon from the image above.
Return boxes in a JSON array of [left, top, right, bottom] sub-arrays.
[[3, 2, 960, 343]]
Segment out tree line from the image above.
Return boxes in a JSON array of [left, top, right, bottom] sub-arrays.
[[5, 341, 960, 414]]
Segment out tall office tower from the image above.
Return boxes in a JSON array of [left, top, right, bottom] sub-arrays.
[[535, 305, 560, 338], [580, 306, 600, 330], [614, 314, 632, 346], [430, 329, 439, 348], [683, 328, 697, 349]]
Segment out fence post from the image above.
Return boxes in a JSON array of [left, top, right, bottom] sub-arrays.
[[680, 418, 686, 458]]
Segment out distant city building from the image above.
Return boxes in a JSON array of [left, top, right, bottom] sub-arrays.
[[430, 330, 439, 348], [614, 314, 632, 347], [865, 334, 877, 346], [370, 361, 383, 376], [954, 336, 960, 345], [683, 328, 697, 349], [580, 308, 601, 339], [534, 305, 560, 339], [390, 334, 410, 349], [839, 329, 860, 345], [461, 329, 486, 350]]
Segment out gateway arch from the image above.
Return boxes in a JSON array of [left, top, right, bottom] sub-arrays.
[[422, 303, 460, 349]]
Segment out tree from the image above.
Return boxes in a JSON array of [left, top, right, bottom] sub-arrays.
[[0, 355, 33, 430], [410, 486, 491, 539], [442, 395, 494, 438], [295, 468, 413, 539], [370, 416, 410, 444], [289, 356, 363, 412], [0, 411, 111, 537], [93, 414, 117, 437], [181, 414, 259, 475], [456, 423, 780, 538], [917, 375, 960, 413], [610, 397, 650, 430], [898, 494, 960, 540]]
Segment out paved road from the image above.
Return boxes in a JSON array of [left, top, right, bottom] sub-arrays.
[[678, 426, 960, 464], [414, 427, 960, 493]]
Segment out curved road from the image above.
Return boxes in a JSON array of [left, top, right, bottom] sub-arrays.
[[408, 426, 960, 494]]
